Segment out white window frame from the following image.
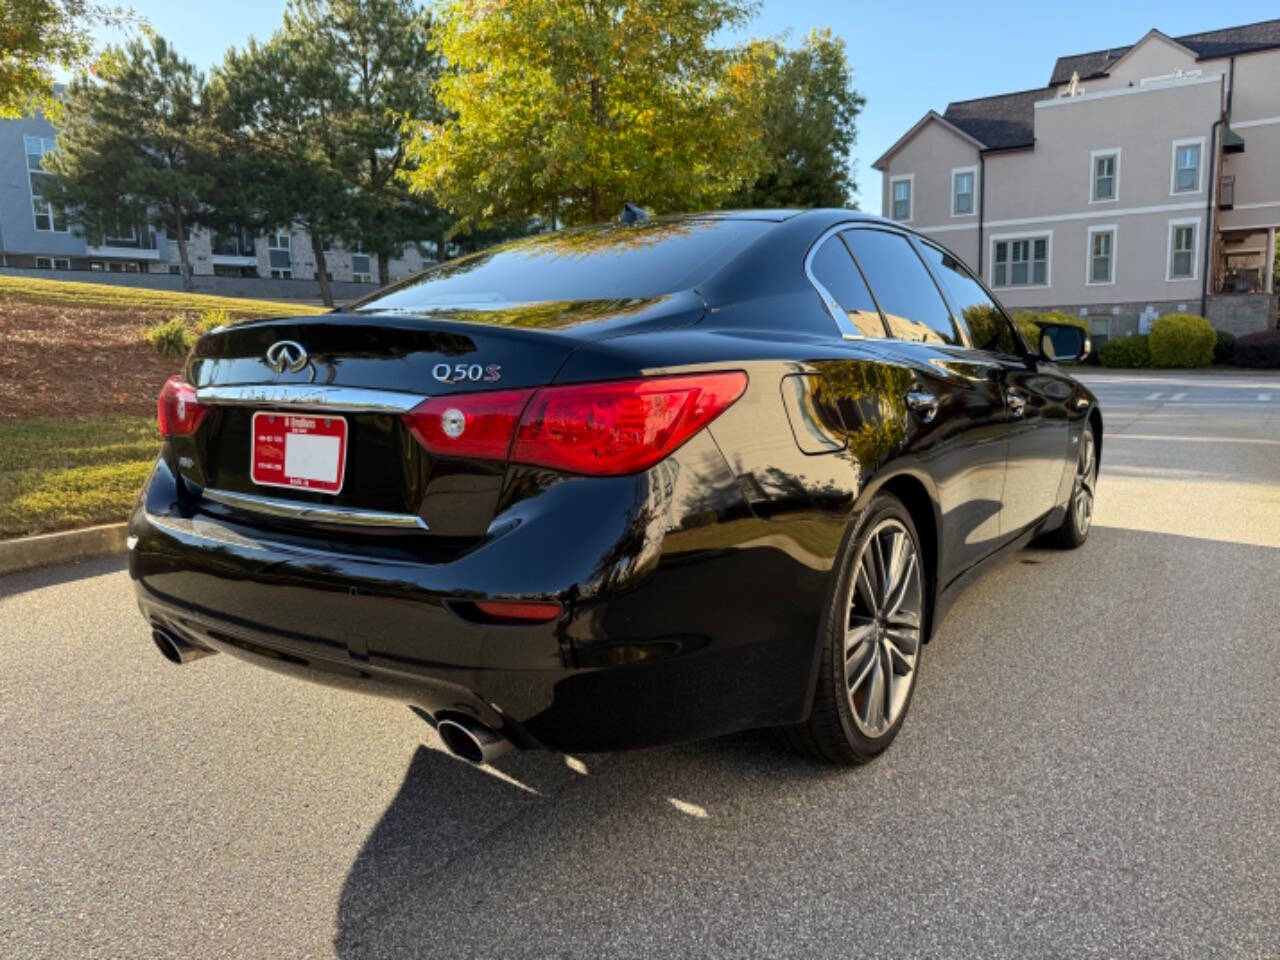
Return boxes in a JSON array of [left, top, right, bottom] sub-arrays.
[[950, 166, 977, 218], [1089, 148, 1121, 204], [989, 231, 1053, 289], [1166, 217, 1200, 282], [1169, 137, 1205, 196], [1085, 224, 1117, 286], [889, 174, 914, 223], [25, 136, 69, 234]]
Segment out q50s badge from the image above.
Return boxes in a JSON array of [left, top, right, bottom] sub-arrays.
[[432, 363, 502, 384]]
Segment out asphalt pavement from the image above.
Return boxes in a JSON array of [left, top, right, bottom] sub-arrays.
[[3, 368, 1279, 958]]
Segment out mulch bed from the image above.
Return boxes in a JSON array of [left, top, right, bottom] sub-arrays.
[[0, 303, 183, 421]]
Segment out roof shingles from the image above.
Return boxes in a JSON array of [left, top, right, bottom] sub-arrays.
[[1049, 18, 1280, 85], [942, 88, 1045, 152]]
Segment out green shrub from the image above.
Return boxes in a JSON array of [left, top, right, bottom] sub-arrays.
[[1098, 334, 1151, 369], [142, 316, 195, 357], [1233, 330, 1280, 369], [1149, 313, 1215, 368], [195, 307, 230, 334], [1213, 329, 1236, 364]]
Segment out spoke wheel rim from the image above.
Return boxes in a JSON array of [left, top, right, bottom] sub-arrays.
[[844, 518, 923, 738], [1074, 430, 1096, 535]]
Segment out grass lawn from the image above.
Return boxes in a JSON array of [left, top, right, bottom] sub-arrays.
[[0, 274, 328, 320], [0, 417, 159, 538]]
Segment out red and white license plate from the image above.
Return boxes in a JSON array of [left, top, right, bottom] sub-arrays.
[[250, 412, 348, 494]]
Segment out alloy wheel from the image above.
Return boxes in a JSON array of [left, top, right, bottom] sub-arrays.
[[844, 518, 923, 738], [1074, 429, 1096, 535]]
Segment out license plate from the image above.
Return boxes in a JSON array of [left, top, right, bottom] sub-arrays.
[[250, 412, 348, 494]]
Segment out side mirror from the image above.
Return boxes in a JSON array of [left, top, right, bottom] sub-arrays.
[[1038, 323, 1091, 364]]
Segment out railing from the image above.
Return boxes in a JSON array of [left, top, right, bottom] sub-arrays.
[[210, 233, 256, 257], [1219, 175, 1235, 210]]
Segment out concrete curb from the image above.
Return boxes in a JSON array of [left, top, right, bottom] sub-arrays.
[[0, 523, 128, 576]]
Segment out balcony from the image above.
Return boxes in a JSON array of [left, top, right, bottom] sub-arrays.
[[210, 232, 257, 264], [87, 228, 160, 259], [1218, 175, 1235, 210]]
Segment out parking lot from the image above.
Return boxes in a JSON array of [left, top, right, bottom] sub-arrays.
[[3, 369, 1278, 958]]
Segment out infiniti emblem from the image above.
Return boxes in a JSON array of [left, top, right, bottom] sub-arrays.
[[265, 340, 309, 374]]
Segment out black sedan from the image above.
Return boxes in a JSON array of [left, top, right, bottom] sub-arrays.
[[130, 209, 1100, 765]]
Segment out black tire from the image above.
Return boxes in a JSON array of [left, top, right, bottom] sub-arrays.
[[1044, 422, 1097, 550], [781, 493, 926, 765]]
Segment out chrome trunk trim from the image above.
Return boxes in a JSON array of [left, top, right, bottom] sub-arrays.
[[202, 488, 430, 531], [195, 384, 426, 414]]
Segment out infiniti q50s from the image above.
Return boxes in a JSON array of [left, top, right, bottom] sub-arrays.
[[129, 209, 1100, 765]]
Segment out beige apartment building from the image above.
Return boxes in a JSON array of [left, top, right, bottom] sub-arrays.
[[874, 18, 1280, 342]]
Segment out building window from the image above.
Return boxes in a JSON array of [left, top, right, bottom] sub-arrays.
[[25, 136, 68, 233], [270, 268, 292, 280], [1091, 150, 1119, 202], [1087, 226, 1115, 284], [353, 273, 372, 284], [1171, 139, 1203, 194], [952, 167, 975, 216], [1168, 220, 1197, 280], [889, 175, 913, 222], [35, 257, 69, 270], [992, 235, 1050, 288]]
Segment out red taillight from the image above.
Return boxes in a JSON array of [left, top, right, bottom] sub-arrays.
[[473, 600, 562, 623], [512, 372, 748, 475], [403, 388, 534, 460], [157, 376, 208, 437], [403, 371, 747, 476]]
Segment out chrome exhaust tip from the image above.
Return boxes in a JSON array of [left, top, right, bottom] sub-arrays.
[[151, 628, 215, 665], [436, 715, 512, 764]]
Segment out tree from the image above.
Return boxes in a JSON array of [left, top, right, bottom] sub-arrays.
[[45, 32, 217, 289], [730, 29, 864, 209], [408, 0, 771, 230], [212, 29, 360, 306], [0, 0, 127, 119], [285, 0, 448, 285]]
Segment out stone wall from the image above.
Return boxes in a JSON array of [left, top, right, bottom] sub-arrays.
[[1019, 295, 1276, 342]]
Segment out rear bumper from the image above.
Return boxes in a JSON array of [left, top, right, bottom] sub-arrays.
[[129, 450, 837, 753]]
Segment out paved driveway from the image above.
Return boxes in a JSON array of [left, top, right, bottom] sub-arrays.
[[3, 370, 1279, 958]]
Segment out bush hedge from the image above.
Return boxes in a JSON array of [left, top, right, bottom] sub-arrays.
[[1213, 329, 1236, 364], [1232, 329, 1280, 369], [1098, 334, 1151, 369], [142, 317, 196, 357], [1148, 313, 1215, 368]]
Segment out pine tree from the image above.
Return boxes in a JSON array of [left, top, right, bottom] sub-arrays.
[[46, 32, 218, 290]]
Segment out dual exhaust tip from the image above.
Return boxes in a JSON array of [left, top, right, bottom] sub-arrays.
[[151, 628, 215, 665], [436, 715, 512, 764], [151, 628, 511, 764]]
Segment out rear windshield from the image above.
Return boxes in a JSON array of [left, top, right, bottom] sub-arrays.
[[354, 218, 770, 312]]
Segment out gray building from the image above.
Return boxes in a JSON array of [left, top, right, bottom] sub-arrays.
[[874, 18, 1280, 340], [0, 109, 431, 287]]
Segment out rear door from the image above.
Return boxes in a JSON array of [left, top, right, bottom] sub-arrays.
[[912, 239, 1072, 537], [838, 226, 1010, 580]]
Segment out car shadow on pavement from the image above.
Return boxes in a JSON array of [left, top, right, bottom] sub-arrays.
[[332, 727, 855, 958], [0, 553, 127, 600]]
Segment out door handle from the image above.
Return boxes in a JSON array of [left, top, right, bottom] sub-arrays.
[[1006, 391, 1027, 417], [905, 389, 938, 423]]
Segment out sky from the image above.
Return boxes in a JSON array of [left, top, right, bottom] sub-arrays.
[[86, 0, 1280, 210]]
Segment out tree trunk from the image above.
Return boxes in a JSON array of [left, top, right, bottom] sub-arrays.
[[173, 208, 194, 292], [311, 233, 334, 307], [378, 250, 391, 287], [436, 229, 447, 263]]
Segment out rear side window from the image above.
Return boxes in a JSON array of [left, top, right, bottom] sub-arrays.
[[917, 242, 1021, 356], [354, 218, 772, 311], [808, 236, 886, 338], [841, 229, 960, 346]]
